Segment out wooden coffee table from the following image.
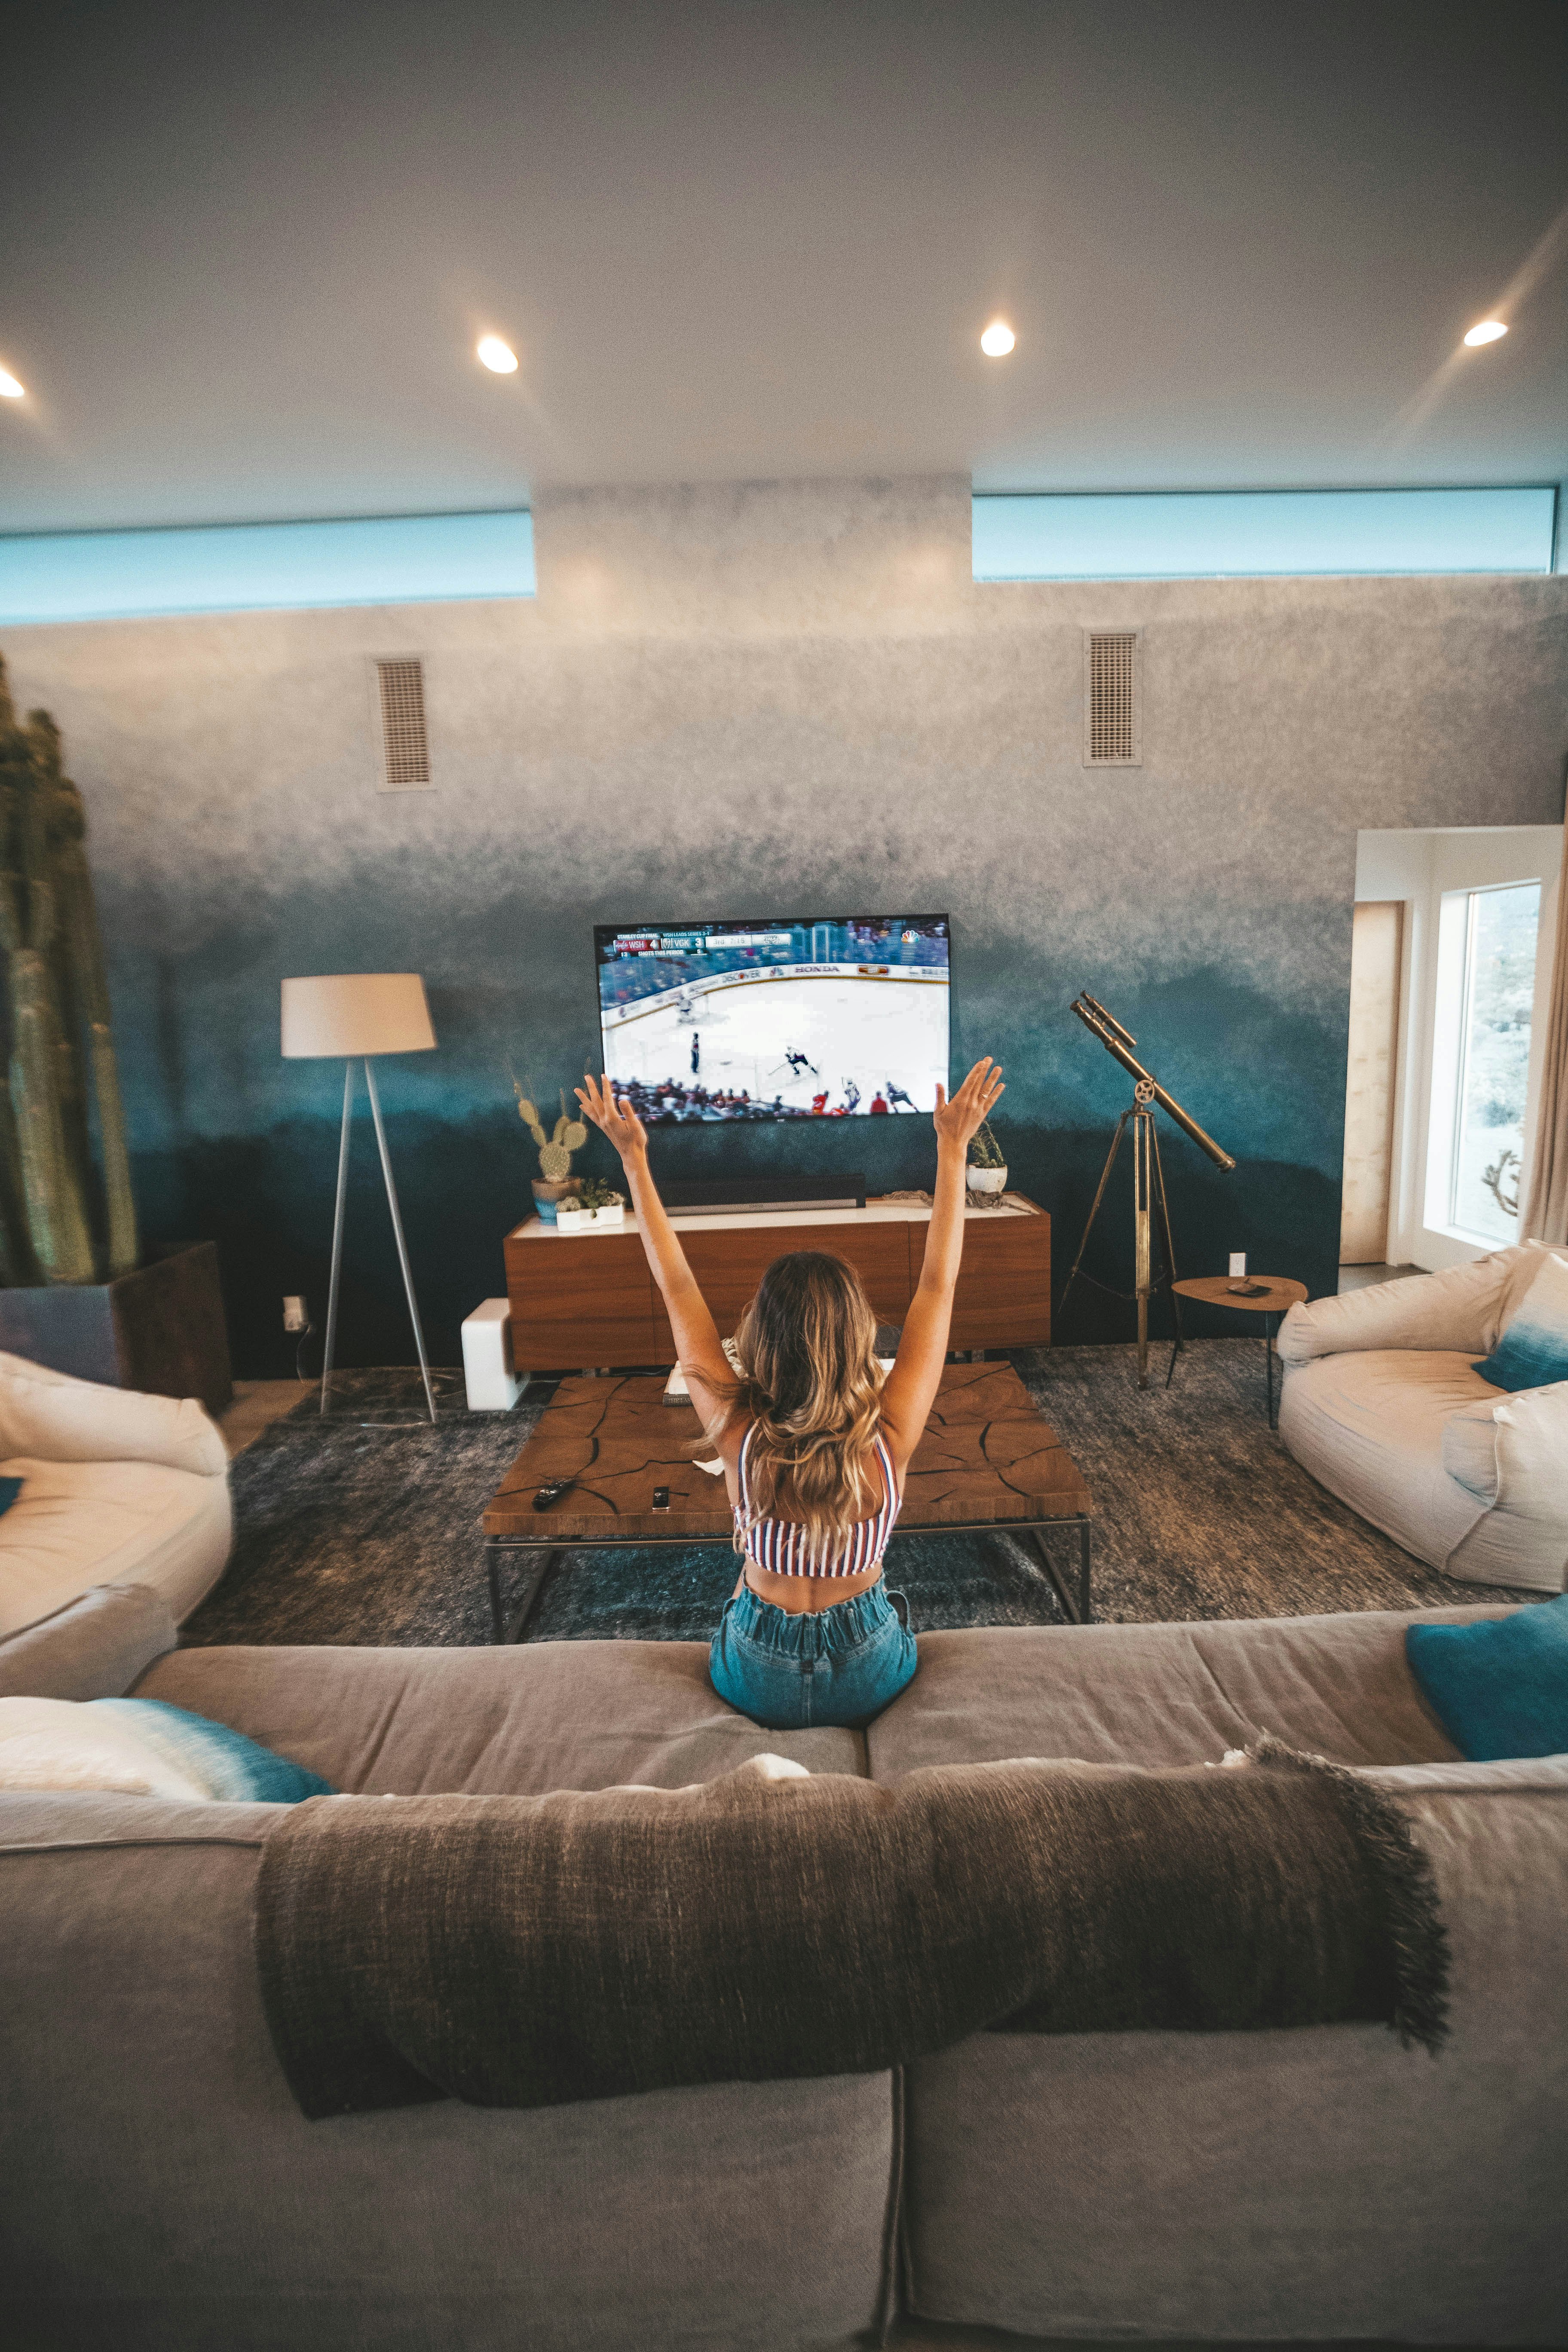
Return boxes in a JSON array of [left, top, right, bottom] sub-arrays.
[[482, 1361, 1095, 1642], [1169, 1275, 1308, 1429]]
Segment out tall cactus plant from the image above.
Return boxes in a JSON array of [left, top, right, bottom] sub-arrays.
[[513, 1081, 588, 1180], [0, 656, 139, 1285], [34, 713, 139, 1277]]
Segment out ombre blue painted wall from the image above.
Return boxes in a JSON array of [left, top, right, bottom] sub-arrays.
[[6, 477, 1567, 1372]]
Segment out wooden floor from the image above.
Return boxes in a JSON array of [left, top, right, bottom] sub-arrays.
[[1337, 1261, 1423, 1294], [217, 1379, 311, 1457]]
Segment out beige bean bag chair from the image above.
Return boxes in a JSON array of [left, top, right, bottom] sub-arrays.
[[1277, 1242, 1568, 1593], [0, 1351, 232, 1638]]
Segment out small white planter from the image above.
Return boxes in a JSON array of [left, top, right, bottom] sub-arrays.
[[966, 1165, 1009, 1196], [554, 1202, 627, 1234]]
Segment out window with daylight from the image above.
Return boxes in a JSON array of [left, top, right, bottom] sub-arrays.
[[1432, 881, 1543, 1244]]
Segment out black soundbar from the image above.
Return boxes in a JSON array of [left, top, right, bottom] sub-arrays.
[[661, 1173, 868, 1216]]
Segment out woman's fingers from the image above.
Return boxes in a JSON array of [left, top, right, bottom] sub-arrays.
[[576, 1072, 629, 1138]]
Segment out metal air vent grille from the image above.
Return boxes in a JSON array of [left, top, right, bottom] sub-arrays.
[[372, 657, 432, 791], [1083, 631, 1141, 766]]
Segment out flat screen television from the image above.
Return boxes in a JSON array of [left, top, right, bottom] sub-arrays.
[[594, 915, 950, 1121]]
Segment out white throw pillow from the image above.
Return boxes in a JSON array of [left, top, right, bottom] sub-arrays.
[[1473, 1248, 1568, 1393], [0, 1694, 211, 1798], [0, 1695, 331, 1801]]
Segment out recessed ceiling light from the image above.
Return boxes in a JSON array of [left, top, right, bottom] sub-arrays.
[[0, 368, 24, 398], [980, 319, 1016, 358], [1462, 320, 1507, 347], [477, 335, 518, 374]]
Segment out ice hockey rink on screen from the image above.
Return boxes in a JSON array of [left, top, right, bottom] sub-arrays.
[[600, 962, 949, 1120]]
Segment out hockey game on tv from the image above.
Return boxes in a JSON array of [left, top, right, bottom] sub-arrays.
[[594, 916, 951, 1122]]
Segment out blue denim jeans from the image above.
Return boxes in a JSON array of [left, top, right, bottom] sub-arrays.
[[709, 1578, 917, 1730]]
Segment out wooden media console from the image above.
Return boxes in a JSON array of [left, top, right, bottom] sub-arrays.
[[504, 1194, 1050, 1371]]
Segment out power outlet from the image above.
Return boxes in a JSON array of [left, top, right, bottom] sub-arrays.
[[283, 1295, 308, 1333]]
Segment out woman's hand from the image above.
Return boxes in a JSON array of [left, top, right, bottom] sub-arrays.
[[932, 1057, 1004, 1154], [576, 1072, 649, 1164]]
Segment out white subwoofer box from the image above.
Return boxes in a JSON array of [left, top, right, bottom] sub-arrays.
[[461, 1298, 527, 1411]]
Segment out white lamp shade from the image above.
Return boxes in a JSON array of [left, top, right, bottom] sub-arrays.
[[281, 974, 437, 1059]]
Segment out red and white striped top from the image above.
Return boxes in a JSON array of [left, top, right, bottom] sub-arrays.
[[735, 1423, 902, 1580]]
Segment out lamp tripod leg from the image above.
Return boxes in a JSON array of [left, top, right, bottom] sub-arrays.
[[320, 1062, 354, 1416], [364, 1058, 437, 1424]]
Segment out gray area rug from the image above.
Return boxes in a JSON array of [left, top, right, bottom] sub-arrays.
[[180, 1346, 1523, 1650]]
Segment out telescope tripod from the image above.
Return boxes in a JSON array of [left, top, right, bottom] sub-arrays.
[[1060, 1079, 1186, 1389]]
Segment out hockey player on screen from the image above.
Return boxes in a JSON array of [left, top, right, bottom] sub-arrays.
[[885, 1081, 916, 1112], [690, 1033, 701, 1075]]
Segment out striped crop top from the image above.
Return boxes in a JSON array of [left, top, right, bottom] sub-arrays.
[[735, 1423, 902, 1580]]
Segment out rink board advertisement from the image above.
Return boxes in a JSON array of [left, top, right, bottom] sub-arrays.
[[594, 916, 950, 1121]]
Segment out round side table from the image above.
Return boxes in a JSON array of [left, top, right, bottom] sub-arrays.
[[1169, 1277, 1308, 1429]]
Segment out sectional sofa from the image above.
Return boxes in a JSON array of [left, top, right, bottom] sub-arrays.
[[2, 1580, 1564, 2350]]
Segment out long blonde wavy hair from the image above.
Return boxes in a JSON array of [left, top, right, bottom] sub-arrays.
[[718, 1251, 886, 1569]]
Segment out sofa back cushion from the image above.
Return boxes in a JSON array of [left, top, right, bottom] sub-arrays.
[[0, 1582, 178, 1700]]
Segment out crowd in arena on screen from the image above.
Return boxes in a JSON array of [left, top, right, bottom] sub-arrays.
[[608, 1074, 920, 1123]]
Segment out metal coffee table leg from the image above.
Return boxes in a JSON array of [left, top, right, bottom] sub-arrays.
[[487, 1538, 564, 1645], [1026, 1519, 1093, 1626]]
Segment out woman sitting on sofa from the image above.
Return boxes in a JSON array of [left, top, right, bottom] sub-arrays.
[[575, 1056, 1005, 1730]]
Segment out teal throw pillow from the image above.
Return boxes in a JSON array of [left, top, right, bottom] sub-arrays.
[[1471, 1249, 1568, 1393], [0, 1476, 21, 1515], [1406, 1597, 1568, 1761]]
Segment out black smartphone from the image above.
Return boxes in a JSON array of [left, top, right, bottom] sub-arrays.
[[652, 1486, 670, 1512]]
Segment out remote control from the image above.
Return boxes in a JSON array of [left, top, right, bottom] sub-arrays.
[[532, 1477, 577, 1512]]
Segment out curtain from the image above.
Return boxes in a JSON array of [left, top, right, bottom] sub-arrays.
[[1522, 812, 1568, 1245]]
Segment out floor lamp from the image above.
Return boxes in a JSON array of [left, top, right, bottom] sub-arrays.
[[281, 973, 438, 1423]]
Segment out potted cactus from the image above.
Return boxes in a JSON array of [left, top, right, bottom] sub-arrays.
[[514, 1083, 590, 1223], [0, 657, 231, 1411]]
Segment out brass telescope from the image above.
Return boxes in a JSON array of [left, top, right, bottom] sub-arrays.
[[1062, 992, 1237, 1388], [1070, 994, 1236, 1172]]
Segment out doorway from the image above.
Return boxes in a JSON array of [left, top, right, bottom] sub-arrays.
[[1340, 900, 1403, 1264], [1348, 825, 1562, 1274]]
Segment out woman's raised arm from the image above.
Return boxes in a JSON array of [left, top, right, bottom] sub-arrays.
[[574, 1075, 735, 1430], [877, 1057, 1005, 1474]]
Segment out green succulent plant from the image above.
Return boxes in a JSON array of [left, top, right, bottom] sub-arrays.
[[513, 1079, 590, 1184], [575, 1178, 624, 1213]]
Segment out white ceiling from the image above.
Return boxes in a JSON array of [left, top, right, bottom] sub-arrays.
[[2, 0, 1565, 534]]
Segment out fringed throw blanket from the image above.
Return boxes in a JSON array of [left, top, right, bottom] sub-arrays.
[[255, 1742, 1448, 2119]]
